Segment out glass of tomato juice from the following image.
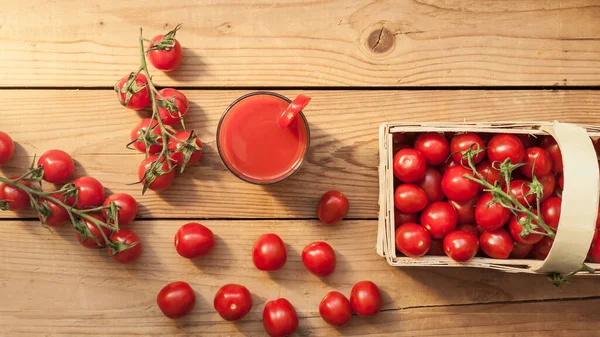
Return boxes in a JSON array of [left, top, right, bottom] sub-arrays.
[[217, 92, 310, 184]]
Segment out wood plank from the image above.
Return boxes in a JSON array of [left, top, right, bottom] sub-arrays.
[[1, 0, 600, 87], [1, 219, 599, 336], [1, 89, 599, 219]]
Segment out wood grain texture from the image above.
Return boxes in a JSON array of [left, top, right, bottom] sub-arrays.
[[1, 89, 599, 219], [1, 219, 600, 336], [1, 0, 600, 87]]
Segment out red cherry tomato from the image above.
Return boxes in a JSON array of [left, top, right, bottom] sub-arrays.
[[115, 73, 151, 110], [319, 291, 352, 327], [395, 223, 431, 257], [138, 155, 176, 192], [213, 284, 253, 321], [393, 148, 427, 183], [394, 209, 419, 229], [76, 214, 112, 249], [508, 212, 544, 245], [67, 176, 105, 210], [456, 224, 480, 238], [174, 223, 215, 259], [301, 241, 336, 277], [532, 236, 554, 260], [510, 242, 533, 259], [102, 193, 138, 225], [476, 160, 503, 187], [148, 34, 183, 72], [441, 165, 480, 202], [540, 197, 561, 231], [252, 233, 287, 271], [589, 235, 600, 263], [394, 184, 428, 214], [415, 167, 444, 202], [540, 136, 563, 173], [0, 177, 31, 210], [39, 194, 70, 227], [157, 281, 196, 319], [506, 180, 534, 207], [317, 190, 349, 225], [428, 239, 445, 256], [168, 131, 203, 169], [539, 173, 556, 202], [443, 230, 478, 262], [157, 88, 189, 125], [108, 229, 142, 264], [420, 202, 457, 239], [414, 132, 449, 166], [597, 205, 600, 229], [487, 134, 525, 164], [450, 133, 485, 165], [130, 118, 162, 154], [557, 173, 564, 190], [449, 197, 477, 225], [0, 131, 14, 165], [479, 229, 514, 259], [263, 298, 298, 337], [350, 281, 382, 317], [37, 149, 75, 184], [520, 147, 552, 179], [474, 192, 510, 231], [438, 158, 459, 175]]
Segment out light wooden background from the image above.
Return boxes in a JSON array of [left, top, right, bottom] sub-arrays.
[[1, 1, 600, 336]]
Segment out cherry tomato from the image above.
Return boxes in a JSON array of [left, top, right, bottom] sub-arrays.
[[302, 241, 336, 277], [395, 223, 431, 257], [213, 284, 252, 321], [420, 202, 457, 239], [0, 177, 31, 210], [474, 192, 510, 231], [532, 236, 554, 260], [428, 239, 445, 256], [540, 173, 556, 202], [350, 281, 382, 317], [510, 242, 533, 259], [263, 298, 298, 337], [174, 222, 215, 259], [438, 158, 458, 175], [487, 134, 524, 164], [252, 233, 287, 271], [519, 147, 552, 179], [67, 176, 105, 210], [157, 281, 196, 319], [450, 133, 485, 165], [443, 230, 478, 262], [589, 235, 600, 263], [75, 214, 112, 249], [508, 212, 544, 245], [394, 209, 419, 229], [540, 136, 563, 172], [130, 118, 162, 154], [168, 131, 203, 169], [441, 165, 480, 202], [37, 149, 75, 184], [319, 291, 352, 327], [148, 34, 183, 72], [597, 205, 600, 229], [138, 155, 176, 192], [449, 197, 477, 225], [414, 132, 449, 166], [157, 88, 189, 125], [479, 228, 514, 259], [415, 167, 444, 202], [541, 197, 561, 230], [394, 184, 428, 214], [476, 160, 503, 187], [108, 229, 142, 264], [506, 180, 534, 207], [0, 131, 14, 165], [102, 193, 138, 225], [393, 148, 427, 183], [115, 73, 150, 110], [557, 173, 564, 190], [317, 190, 349, 225], [456, 224, 480, 238], [39, 194, 69, 227]]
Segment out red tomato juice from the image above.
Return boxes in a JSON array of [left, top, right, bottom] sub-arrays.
[[217, 92, 310, 184]]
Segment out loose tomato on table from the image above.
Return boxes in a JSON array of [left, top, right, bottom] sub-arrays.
[[393, 148, 427, 183], [157, 88, 189, 125], [395, 223, 430, 257], [350, 281, 382, 317], [138, 155, 176, 192], [37, 149, 75, 184], [414, 132, 449, 166], [0, 177, 31, 211], [317, 190, 349, 225], [301, 241, 336, 277], [67, 176, 105, 210], [168, 131, 203, 170], [487, 134, 525, 164], [75, 214, 112, 249], [394, 184, 428, 214], [441, 165, 480, 202], [147, 27, 183, 72], [420, 201, 457, 239], [449, 197, 477, 225], [157, 281, 196, 319], [474, 192, 510, 231], [263, 298, 298, 337], [174, 223, 215, 259], [520, 147, 552, 178], [130, 118, 162, 154], [443, 230, 479, 262], [541, 197, 561, 230], [214, 284, 253, 321], [508, 212, 544, 245], [319, 291, 352, 327], [108, 229, 142, 264], [476, 160, 503, 187], [0, 131, 14, 165], [540, 136, 563, 173], [479, 228, 514, 259], [102, 193, 138, 225], [394, 209, 419, 229], [252, 233, 287, 271], [114, 73, 151, 110], [415, 167, 444, 202], [450, 133, 485, 165]]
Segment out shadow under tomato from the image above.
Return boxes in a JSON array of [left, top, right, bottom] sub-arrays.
[[162, 47, 208, 83], [188, 234, 236, 272]]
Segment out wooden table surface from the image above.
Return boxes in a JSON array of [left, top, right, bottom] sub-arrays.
[[1, 1, 600, 336]]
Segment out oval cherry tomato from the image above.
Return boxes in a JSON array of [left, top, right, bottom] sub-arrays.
[[420, 202, 457, 239], [168, 131, 203, 169], [508, 212, 544, 245], [138, 155, 176, 192], [76, 214, 112, 249], [68, 176, 105, 210], [319, 291, 352, 327], [393, 148, 427, 183], [474, 192, 510, 231], [213, 284, 253, 321], [157, 88, 189, 125], [317, 190, 349, 225], [394, 184, 428, 214], [532, 236, 554, 260], [510, 242, 533, 259], [302, 241, 336, 277], [252, 233, 287, 271], [37, 149, 75, 184], [414, 132, 449, 166], [109, 229, 142, 264], [450, 133, 485, 165], [415, 167, 444, 202], [479, 228, 514, 259], [148, 34, 183, 72], [115, 73, 150, 110], [476, 160, 503, 187], [428, 239, 445, 256], [350, 281, 382, 317], [395, 223, 431, 257], [102, 193, 138, 226], [540, 197, 561, 231], [456, 224, 480, 238], [394, 209, 419, 229], [438, 158, 458, 176], [0, 177, 31, 210], [541, 136, 563, 172], [157, 281, 196, 319], [39, 194, 69, 227], [441, 165, 480, 202], [539, 173, 556, 202], [130, 118, 162, 154], [507, 180, 534, 207], [175, 222, 215, 259], [449, 197, 477, 225], [263, 298, 298, 337], [443, 230, 478, 262], [0, 131, 14, 165], [487, 134, 524, 164], [520, 147, 552, 179]]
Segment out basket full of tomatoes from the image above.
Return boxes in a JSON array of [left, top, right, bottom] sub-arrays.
[[377, 121, 600, 283]]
